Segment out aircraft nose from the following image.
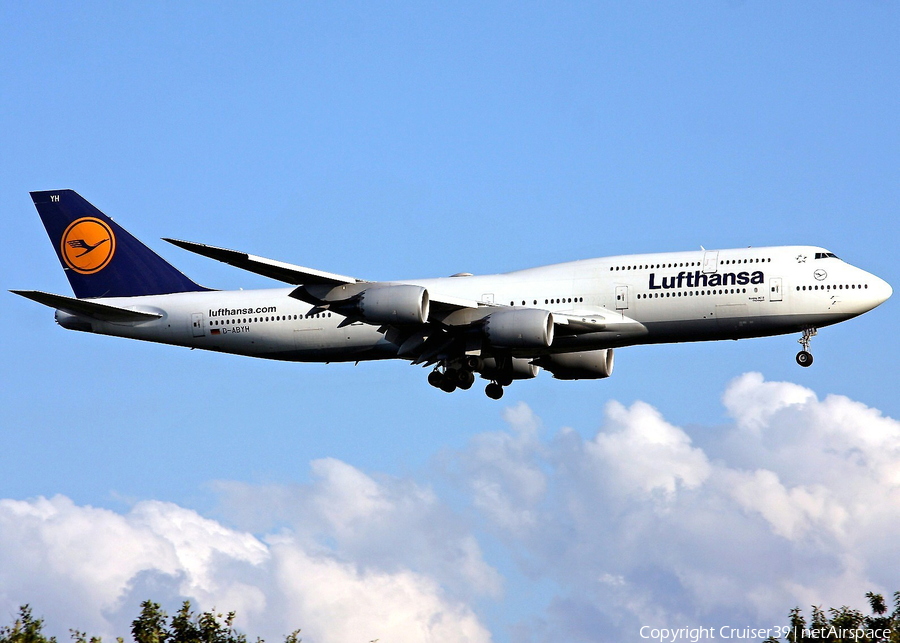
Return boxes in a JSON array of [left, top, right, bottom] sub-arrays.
[[871, 275, 893, 306]]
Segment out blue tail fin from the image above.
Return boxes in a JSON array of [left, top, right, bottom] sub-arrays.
[[31, 190, 209, 299]]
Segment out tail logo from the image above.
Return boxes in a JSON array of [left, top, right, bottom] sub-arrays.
[[61, 217, 116, 274]]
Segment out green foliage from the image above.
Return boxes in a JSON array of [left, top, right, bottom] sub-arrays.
[[1, 602, 300, 643], [168, 601, 253, 643], [0, 606, 57, 643], [68, 630, 106, 643], [769, 591, 900, 643], [131, 602, 168, 643]]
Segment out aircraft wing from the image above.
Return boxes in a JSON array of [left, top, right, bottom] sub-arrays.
[[10, 290, 163, 322], [166, 238, 482, 312], [164, 238, 363, 286], [161, 239, 642, 338]]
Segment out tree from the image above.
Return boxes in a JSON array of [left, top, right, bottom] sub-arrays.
[[131, 601, 168, 643], [764, 590, 900, 643], [169, 601, 253, 643], [0, 606, 56, 643], [1, 602, 300, 643]]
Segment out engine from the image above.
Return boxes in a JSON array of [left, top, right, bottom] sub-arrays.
[[483, 309, 554, 348], [356, 285, 430, 325], [537, 349, 614, 380]]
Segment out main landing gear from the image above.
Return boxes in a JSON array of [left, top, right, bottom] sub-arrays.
[[428, 359, 506, 399], [796, 328, 817, 367], [428, 365, 476, 394], [485, 382, 504, 400]]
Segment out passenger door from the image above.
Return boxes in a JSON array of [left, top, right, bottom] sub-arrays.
[[191, 313, 205, 337], [769, 278, 783, 302]]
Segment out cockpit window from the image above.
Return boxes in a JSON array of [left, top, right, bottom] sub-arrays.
[[815, 252, 839, 260]]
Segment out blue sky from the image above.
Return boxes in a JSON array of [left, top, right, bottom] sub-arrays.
[[2, 3, 899, 642]]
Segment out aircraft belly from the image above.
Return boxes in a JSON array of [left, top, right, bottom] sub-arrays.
[[715, 302, 757, 335], [281, 321, 393, 361], [637, 311, 851, 345], [266, 324, 395, 362], [90, 312, 186, 346]]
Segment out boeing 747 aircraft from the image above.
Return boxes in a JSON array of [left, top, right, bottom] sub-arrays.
[[13, 190, 892, 399]]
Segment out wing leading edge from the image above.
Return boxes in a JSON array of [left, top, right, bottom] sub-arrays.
[[163, 238, 362, 286], [164, 238, 482, 312]]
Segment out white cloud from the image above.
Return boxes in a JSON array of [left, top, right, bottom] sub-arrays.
[[451, 401, 548, 536], [3, 373, 899, 643], [213, 458, 503, 601], [724, 468, 848, 540], [586, 399, 711, 499], [129, 501, 269, 617], [0, 495, 180, 628], [270, 537, 490, 643], [722, 371, 815, 432], [446, 373, 900, 641], [308, 457, 394, 531], [0, 487, 493, 643]]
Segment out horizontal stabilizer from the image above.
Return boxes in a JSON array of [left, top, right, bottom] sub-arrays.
[[164, 238, 361, 286], [10, 290, 163, 322]]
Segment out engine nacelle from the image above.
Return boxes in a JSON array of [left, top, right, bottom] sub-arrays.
[[357, 285, 430, 325], [479, 356, 539, 384], [538, 349, 614, 380], [483, 309, 554, 348]]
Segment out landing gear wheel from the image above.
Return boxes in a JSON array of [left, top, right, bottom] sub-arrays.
[[428, 370, 444, 388], [485, 382, 504, 400], [796, 351, 813, 367], [456, 370, 475, 390]]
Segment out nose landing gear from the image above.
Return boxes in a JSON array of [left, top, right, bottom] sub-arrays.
[[796, 328, 817, 367]]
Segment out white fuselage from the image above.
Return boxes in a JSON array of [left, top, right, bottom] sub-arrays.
[[63, 245, 891, 363]]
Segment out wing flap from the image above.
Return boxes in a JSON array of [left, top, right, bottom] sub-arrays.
[[166, 238, 482, 318], [10, 290, 163, 322], [553, 311, 647, 337], [164, 238, 361, 286]]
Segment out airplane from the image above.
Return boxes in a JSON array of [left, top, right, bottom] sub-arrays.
[[12, 190, 892, 399]]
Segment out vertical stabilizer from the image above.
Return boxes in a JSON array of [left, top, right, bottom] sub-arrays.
[[31, 190, 209, 298]]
